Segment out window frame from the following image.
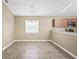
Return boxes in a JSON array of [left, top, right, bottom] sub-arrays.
[[25, 20, 39, 34]]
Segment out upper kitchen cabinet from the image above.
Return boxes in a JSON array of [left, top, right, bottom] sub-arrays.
[[52, 17, 77, 28], [52, 19, 67, 28]]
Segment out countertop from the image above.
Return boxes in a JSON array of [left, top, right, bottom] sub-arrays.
[[51, 28, 77, 35]]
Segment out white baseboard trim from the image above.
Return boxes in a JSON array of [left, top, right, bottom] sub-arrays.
[[14, 40, 51, 41], [2, 40, 15, 51], [2, 40, 51, 51], [2, 40, 76, 59], [50, 40, 77, 59]]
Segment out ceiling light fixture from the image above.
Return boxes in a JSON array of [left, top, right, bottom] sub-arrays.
[[61, 3, 72, 14], [30, 5, 34, 16], [30, 5, 34, 22]]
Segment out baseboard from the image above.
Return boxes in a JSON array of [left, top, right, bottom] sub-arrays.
[[50, 40, 77, 59], [2, 40, 51, 51], [14, 40, 51, 41], [2, 40, 76, 59], [2, 40, 15, 51]]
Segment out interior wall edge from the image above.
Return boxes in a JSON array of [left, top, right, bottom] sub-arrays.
[[2, 1, 15, 16], [50, 40, 77, 59], [2, 2, 15, 48], [2, 40, 15, 51]]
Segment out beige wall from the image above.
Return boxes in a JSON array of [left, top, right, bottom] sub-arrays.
[[2, 3, 77, 57], [15, 16, 53, 40], [51, 31, 77, 56], [2, 2, 15, 48], [15, 16, 77, 41]]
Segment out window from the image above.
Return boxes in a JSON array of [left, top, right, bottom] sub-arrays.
[[25, 20, 39, 33]]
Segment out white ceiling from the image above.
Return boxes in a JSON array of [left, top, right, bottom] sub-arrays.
[[3, 0, 77, 16]]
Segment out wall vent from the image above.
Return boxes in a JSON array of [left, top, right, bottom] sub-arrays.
[[5, 0, 8, 3]]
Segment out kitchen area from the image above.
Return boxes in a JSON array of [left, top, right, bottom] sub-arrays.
[[50, 16, 77, 58], [52, 16, 77, 34]]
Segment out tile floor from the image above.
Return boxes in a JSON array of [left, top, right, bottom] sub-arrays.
[[2, 41, 74, 59]]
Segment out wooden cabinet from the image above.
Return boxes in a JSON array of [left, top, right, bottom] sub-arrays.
[[52, 19, 76, 28], [54, 19, 67, 28]]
